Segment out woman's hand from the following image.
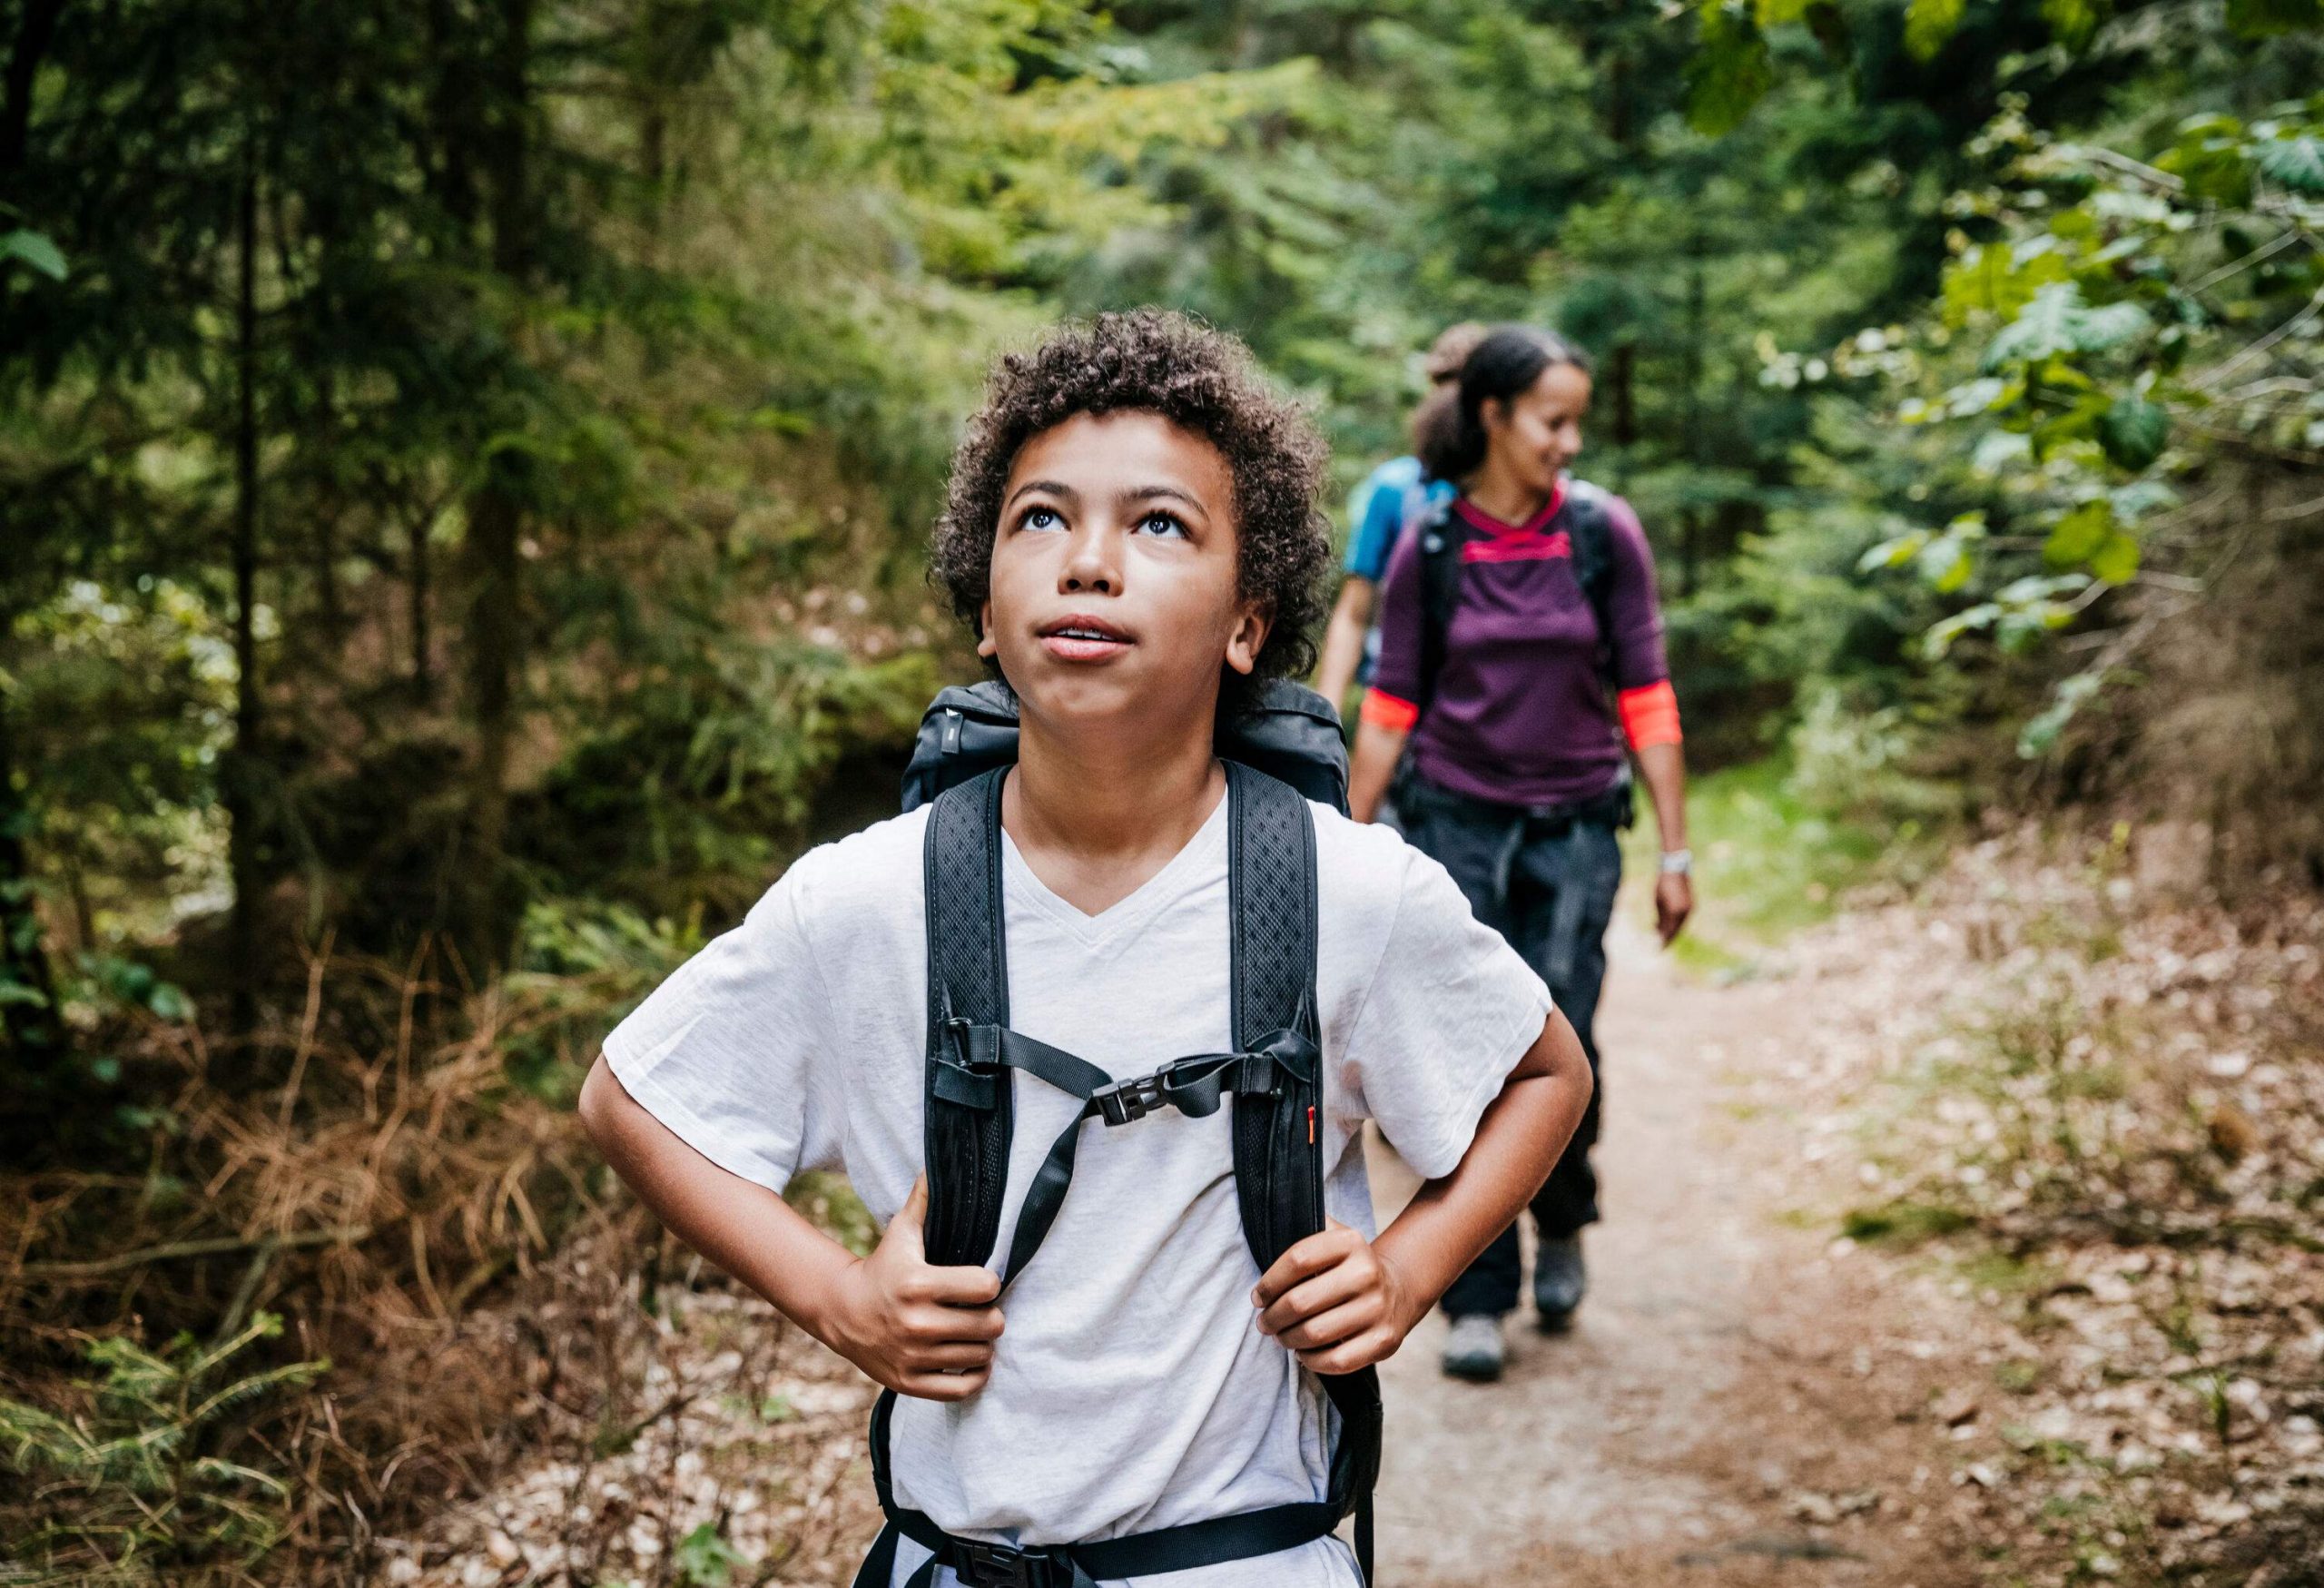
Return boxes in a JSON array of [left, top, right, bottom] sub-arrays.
[[1655, 871, 1693, 944], [820, 1176, 1006, 1402], [1251, 1218, 1419, 1375]]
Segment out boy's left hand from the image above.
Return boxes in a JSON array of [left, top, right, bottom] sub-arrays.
[[1251, 1218, 1417, 1375]]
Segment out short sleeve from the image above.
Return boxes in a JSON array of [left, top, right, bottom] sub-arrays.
[[601, 863, 844, 1195], [1344, 469, 1408, 582], [1339, 845, 1552, 1179], [1601, 495, 1669, 692]]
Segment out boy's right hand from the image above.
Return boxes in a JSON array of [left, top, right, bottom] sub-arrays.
[[820, 1175, 1005, 1402]]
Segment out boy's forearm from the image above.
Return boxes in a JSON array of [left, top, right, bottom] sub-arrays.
[[577, 1055, 854, 1344], [1372, 1012, 1591, 1326]]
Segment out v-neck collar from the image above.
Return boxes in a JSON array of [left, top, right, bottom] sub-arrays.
[[1000, 783, 1231, 944], [1454, 477, 1569, 537]]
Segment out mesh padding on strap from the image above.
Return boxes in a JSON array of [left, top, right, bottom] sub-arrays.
[[1227, 762, 1318, 1051], [921, 769, 1012, 1268], [1226, 764, 1323, 1273]]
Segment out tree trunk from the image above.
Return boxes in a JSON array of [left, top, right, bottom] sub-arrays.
[[223, 131, 265, 1060], [1680, 242, 1707, 599], [410, 505, 435, 703], [455, 0, 532, 972], [428, 0, 480, 233], [1610, 340, 1639, 448]]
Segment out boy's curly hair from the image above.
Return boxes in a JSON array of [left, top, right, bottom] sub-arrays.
[[929, 310, 1332, 715]]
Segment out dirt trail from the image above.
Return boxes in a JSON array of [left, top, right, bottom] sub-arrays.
[[1367, 918, 1985, 1587]]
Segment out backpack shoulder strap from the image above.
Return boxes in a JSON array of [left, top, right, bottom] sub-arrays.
[[1563, 478, 1615, 617], [1222, 764, 1382, 1584], [1413, 494, 1468, 717], [920, 767, 1014, 1268], [1225, 761, 1323, 1272], [1561, 479, 1619, 690]]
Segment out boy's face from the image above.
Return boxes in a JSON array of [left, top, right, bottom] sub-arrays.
[[980, 410, 1266, 735]]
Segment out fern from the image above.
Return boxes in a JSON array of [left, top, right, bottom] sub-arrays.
[[0, 1312, 326, 1583]]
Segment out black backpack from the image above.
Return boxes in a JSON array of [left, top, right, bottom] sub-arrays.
[[1413, 478, 1618, 715], [901, 676, 1350, 814], [853, 679, 1381, 1588]]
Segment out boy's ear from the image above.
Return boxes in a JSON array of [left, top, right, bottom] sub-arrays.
[[976, 597, 998, 660], [1223, 603, 1270, 677]]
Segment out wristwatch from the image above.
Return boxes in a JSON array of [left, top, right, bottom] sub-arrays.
[[1658, 848, 1693, 876]]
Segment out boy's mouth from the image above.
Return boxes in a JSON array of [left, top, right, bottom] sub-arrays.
[[1037, 614, 1133, 663]]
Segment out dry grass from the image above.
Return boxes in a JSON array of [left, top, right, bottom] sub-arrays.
[[0, 949, 634, 1585]]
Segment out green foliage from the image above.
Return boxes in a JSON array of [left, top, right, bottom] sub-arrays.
[[2227, 0, 2324, 36], [2, 0, 1319, 1051], [0, 1314, 326, 1581], [1905, 0, 1969, 61], [1842, 1198, 1974, 1244], [1831, 38, 2324, 756], [675, 1522, 750, 1586], [500, 899, 708, 1094], [5, 0, 2318, 1111], [1686, 5, 1774, 137], [0, 227, 66, 281], [1620, 750, 1945, 977]]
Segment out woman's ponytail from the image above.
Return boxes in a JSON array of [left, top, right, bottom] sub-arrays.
[[1411, 385, 1468, 482], [1418, 325, 1593, 484]]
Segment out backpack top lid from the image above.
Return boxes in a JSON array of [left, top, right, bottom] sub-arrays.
[[900, 677, 1349, 815]]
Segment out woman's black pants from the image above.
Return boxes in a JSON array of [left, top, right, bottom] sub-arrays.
[[1396, 773, 1624, 1321]]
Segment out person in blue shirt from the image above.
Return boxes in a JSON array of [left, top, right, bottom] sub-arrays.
[[1314, 323, 1484, 713]]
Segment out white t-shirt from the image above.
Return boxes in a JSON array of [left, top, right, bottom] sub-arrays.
[[604, 788, 1551, 1588]]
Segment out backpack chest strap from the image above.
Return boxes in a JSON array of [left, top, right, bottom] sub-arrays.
[[931, 1017, 1321, 1287]]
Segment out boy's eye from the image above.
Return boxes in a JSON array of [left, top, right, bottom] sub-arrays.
[[1133, 511, 1189, 540]]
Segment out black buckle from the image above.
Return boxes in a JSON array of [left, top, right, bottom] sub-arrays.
[[1092, 1070, 1167, 1128], [954, 1539, 1059, 1588], [940, 1013, 978, 1060], [933, 1014, 1003, 1110]]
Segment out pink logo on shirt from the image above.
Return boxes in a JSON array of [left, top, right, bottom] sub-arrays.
[[1461, 528, 1571, 564]]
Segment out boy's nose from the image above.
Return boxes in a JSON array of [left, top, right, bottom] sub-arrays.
[[1061, 530, 1120, 595]]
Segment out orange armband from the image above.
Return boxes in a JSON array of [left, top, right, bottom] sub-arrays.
[[1360, 688, 1420, 732], [1618, 680, 1681, 749]]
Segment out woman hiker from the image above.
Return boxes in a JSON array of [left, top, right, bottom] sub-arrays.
[[1346, 323, 1694, 1382]]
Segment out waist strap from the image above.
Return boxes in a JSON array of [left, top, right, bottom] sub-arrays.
[[852, 1388, 1355, 1588]]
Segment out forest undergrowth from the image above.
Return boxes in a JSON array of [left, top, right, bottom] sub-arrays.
[[0, 924, 797, 1586], [1780, 824, 2324, 1584]]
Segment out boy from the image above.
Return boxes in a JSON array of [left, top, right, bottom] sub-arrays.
[[579, 310, 1593, 1587]]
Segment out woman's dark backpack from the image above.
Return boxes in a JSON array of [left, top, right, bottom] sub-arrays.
[[854, 680, 1381, 1588]]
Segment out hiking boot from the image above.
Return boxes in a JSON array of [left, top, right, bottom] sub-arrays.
[[1532, 1236, 1586, 1331], [1440, 1314, 1505, 1382]]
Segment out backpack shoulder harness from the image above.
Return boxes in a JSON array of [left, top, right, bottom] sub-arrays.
[[858, 694, 1380, 1588], [1414, 478, 1617, 715]]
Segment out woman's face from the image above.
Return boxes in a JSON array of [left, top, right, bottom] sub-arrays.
[[979, 409, 1266, 735], [1482, 361, 1591, 498]]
